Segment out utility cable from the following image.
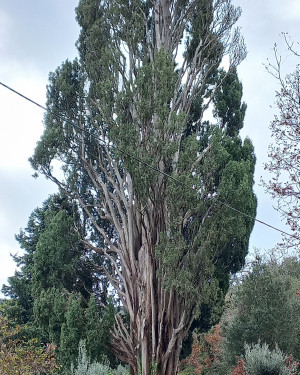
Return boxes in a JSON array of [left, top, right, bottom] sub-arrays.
[[1, 80, 299, 241], [0, 82, 186, 185]]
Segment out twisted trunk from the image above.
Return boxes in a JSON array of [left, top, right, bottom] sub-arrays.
[[107, 178, 193, 374]]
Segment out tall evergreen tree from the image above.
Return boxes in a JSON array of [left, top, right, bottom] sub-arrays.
[[30, 1, 256, 374], [2, 194, 95, 323], [2, 194, 72, 324], [1, 194, 111, 369], [59, 294, 84, 371]]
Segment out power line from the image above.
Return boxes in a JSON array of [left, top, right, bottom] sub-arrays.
[[0, 81, 47, 111], [1, 80, 299, 242], [0, 81, 188, 185]]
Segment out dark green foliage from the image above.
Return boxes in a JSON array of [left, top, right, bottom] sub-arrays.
[[33, 287, 67, 345], [49, 289, 67, 345], [1, 274, 33, 325], [86, 295, 102, 362], [59, 294, 84, 370], [156, 133, 256, 303], [2, 194, 87, 324], [213, 68, 247, 137], [1, 202, 48, 324], [32, 210, 80, 296], [2, 193, 116, 371], [86, 295, 116, 365], [223, 258, 300, 366]]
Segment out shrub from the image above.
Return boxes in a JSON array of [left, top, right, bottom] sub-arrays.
[[180, 324, 224, 374], [70, 340, 129, 375], [0, 314, 59, 375], [244, 342, 298, 375]]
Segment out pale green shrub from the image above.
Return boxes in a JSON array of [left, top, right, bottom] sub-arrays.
[[244, 342, 298, 375], [70, 340, 129, 375]]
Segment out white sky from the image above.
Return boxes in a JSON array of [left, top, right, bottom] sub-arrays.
[[0, 0, 299, 293]]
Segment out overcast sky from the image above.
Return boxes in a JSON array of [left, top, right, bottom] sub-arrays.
[[0, 0, 299, 293]]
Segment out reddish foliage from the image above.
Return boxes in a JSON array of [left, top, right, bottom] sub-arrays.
[[285, 355, 299, 373], [180, 324, 223, 374], [180, 336, 203, 374], [200, 324, 223, 368], [230, 358, 246, 375]]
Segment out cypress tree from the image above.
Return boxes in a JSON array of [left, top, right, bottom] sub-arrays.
[[30, 1, 256, 373], [59, 294, 84, 371]]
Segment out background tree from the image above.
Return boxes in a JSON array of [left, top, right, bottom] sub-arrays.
[[85, 295, 116, 365], [263, 33, 300, 252], [2, 194, 115, 372], [2, 201, 50, 325], [59, 294, 84, 371], [2, 194, 92, 324], [222, 257, 300, 368], [30, 1, 256, 374]]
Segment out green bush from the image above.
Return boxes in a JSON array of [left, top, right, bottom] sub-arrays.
[[244, 342, 298, 375], [70, 340, 129, 375], [223, 258, 300, 365]]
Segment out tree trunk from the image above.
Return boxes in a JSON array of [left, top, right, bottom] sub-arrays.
[[109, 193, 194, 375]]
